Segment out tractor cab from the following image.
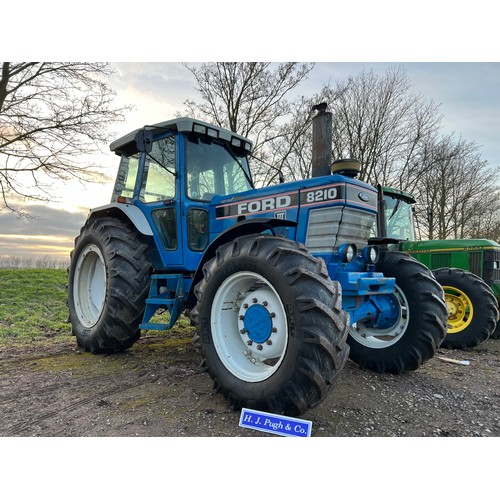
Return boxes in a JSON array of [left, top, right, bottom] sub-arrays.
[[377, 185, 417, 242], [107, 118, 254, 272]]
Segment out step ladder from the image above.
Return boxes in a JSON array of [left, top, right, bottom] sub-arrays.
[[140, 274, 184, 331]]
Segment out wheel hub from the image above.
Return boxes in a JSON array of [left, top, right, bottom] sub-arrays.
[[237, 288, 284, 359], [350, 284, 409, 348], [444, 287, 473, 333], [243, 304, 272, 344], [447, 297, 460, 318]]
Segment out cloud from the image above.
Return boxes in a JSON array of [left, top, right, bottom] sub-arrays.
[[109, 63, 196, 130], [0, 205, 87, 236], [0, 205, 87, 259]]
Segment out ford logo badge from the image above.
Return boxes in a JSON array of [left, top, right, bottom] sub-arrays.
[[358, 192, 370, 202]]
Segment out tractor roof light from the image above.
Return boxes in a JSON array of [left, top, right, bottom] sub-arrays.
[[193, 124, 207, 134], [362, 245, 379, 265], [338, 243, 357, 263]]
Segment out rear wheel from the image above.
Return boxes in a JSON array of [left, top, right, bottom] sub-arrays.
[[433, 268, 498, 348], [348, 251, 448, 373], [68, 217, 152, 353], [190, 235, 350, 417]]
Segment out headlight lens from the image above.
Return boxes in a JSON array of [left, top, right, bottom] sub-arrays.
[[362, 245, 379, 264], [338, 243, 357, 263]]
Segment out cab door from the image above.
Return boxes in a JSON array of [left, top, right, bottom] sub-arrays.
[[135, 133, 184, 269]]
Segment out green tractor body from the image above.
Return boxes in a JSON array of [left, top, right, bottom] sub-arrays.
[[381, 186, 500, 345], [402, 238, 500, 299]]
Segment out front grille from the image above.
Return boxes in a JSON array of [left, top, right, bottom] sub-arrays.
[[305, 206, 376, 253]]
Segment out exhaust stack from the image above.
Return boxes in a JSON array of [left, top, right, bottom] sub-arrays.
[[311, 102, 332, 178]]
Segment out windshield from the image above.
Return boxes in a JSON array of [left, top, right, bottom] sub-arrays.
[[384, 194, 416, 241], [185, 135, 253, 201]]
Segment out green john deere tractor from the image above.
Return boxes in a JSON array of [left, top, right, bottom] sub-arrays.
[[379, 185, 500, 348]]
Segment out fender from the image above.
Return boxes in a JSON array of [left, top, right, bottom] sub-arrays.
[[187, 217, 298, 307], [88, 202, 154, 236]]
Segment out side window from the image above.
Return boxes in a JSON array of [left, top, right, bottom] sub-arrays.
[[140, 135, 176, 203], [187, 209, 208, 251], [112, 154, 139, 201]]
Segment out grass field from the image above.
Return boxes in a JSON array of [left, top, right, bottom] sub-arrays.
[[0, 268, 195, 347], [0, 268, 72, 345]]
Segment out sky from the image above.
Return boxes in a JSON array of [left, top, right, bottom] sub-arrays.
[[2, 3, 500, 263]]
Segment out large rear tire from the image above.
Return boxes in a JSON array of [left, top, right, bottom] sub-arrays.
[[433, 268, 498, 349], [190, 235, 350, 417], [348, 251, 448, 374], [68, 217, 152, 353]]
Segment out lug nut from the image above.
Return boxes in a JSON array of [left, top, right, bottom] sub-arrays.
[[256, 344, 263, 350], [252, 297, 258, 303], [239, 315, 244, 320], [240, 329, 246, 335], [270, 312, 276, 318], [243, 303, 249, 309], [272, 327, 277, 333], [262, 301, 268, 307], [247, 340, 253, 346], [266, 340, 272, 346]]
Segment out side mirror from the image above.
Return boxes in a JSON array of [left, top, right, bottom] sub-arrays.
[[135, 129, 153, 153]]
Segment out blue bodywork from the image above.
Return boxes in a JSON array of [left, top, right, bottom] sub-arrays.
[[97, 118, 398, 333]]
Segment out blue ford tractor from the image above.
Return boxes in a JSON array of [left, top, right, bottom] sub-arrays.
[[68, 105, 447, 417]]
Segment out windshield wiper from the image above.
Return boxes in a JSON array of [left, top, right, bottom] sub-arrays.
[[223, 142, 254, 189], [388, 198, 401, 222], [146, 152, 177, 177]]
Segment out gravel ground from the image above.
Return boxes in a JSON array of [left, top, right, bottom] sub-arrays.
[[0, 333, 498, 438], [1, 333, 497, 498]]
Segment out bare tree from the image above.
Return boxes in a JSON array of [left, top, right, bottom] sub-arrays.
[[181, 62, 314, 184], [261, 68, 442, 188], [0, 62, 130, 213], [413, 134, 500, 240], [324, 67, 443, 191], [465, 190, 500, 241]]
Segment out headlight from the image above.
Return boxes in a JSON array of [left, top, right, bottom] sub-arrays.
[[338, 243, 357, 263], [362, 245, 379, 264]]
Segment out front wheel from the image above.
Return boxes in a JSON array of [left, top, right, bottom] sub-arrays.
[[348, 251, 448, 374], [433, 268, 498, 348], [190, 235, 350, 417]]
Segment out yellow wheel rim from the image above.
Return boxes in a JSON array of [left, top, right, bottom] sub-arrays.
[[443, 286, 473, 334]]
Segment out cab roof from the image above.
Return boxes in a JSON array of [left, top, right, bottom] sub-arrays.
[[110, 117, 253, 156]]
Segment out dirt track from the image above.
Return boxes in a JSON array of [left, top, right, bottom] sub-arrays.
[[1, 329, 499, 438]]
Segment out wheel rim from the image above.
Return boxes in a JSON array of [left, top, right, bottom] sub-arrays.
[[443, 286, 473, 334], [350, 284, 409, 348], [211, 271, 288, 382], [73, 244, 107, 328]]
